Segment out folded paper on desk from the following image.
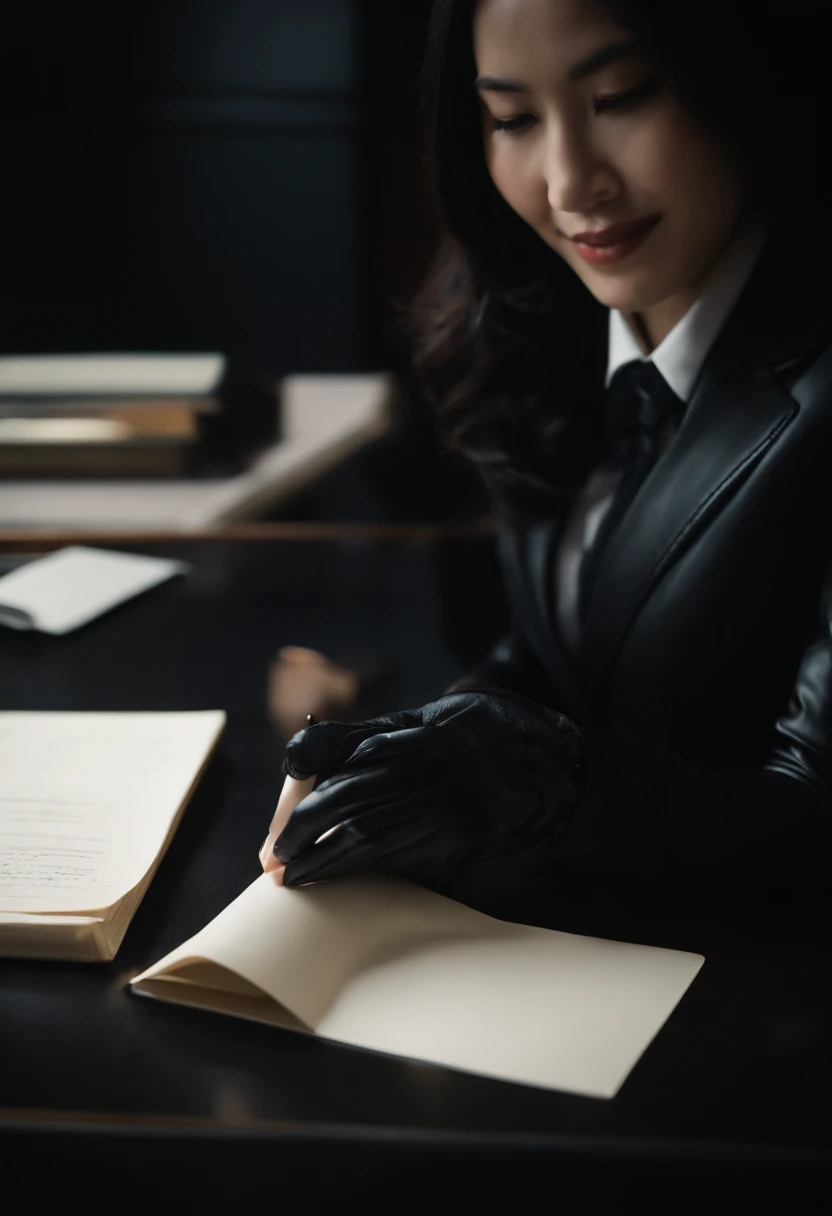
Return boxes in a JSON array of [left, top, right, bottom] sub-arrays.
[[131, 871, 704, 1099], [0, 546, 187, 633], [0, 710, 226, 961]]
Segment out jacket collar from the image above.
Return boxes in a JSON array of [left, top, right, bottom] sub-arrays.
[[563, 210, 832, 704]]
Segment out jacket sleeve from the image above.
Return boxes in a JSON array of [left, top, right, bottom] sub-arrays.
[[547, 566, 832, 892]]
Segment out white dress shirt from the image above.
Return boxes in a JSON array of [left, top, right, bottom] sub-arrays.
[[555, 215, 770, 653]]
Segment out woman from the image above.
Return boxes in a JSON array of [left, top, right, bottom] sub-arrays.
[[266, 0, 832, 892]]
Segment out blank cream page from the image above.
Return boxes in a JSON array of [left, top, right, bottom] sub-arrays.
[[132, 871, 704, 1099], [0, 710, 225, 915], [319, 906, 704, 1099], [132, 872, 455, 1030]]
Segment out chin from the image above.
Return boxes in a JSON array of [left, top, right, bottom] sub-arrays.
[[572, 263, 676, 315], [548, 233, 678, 313], [575, 276, 649, 313]]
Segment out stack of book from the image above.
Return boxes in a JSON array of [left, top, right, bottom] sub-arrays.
[[0, 354, 279, 478]]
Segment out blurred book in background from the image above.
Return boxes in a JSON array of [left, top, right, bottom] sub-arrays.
[[0, 353, 280, 478]]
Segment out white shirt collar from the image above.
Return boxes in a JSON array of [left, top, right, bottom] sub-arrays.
[[606, 214, 770, 402]]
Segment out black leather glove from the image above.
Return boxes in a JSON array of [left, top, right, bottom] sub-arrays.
[[274, 689, 590, 887]]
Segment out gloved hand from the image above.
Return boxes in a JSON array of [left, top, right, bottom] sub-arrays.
[[273, 689, 590, 887]]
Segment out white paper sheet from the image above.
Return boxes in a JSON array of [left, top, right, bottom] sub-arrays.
[[132, 872, 705, 1100], [0, 710, 226, 915], [0, 546, 187, 633]]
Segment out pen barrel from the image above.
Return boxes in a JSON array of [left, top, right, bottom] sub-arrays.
[[273, 773, 317, 838], [259, 772, 317, 874]]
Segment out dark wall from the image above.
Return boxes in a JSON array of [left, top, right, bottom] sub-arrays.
[[364, 0, 439, 361], [0, 0, 382, 376], [0, 1, 488, 522]]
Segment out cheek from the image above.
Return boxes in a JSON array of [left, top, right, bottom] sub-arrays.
[[631, 108, 745, 215], [486, 143, 544, 226], [613, 115, 691, 204]]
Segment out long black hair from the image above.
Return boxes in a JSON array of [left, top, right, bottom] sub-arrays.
[[410, 0, 828, 519]]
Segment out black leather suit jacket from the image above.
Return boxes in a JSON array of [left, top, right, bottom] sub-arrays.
[[461, 217, 832, 890]]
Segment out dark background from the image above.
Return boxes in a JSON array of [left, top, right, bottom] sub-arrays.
[[0, 0, 487, 520]]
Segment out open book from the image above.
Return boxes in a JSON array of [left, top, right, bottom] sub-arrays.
[[132, 868, 704, 1099], [0, 710, 225, 962]]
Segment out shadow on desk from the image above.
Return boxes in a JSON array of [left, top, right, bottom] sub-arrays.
[[3, 1118, 831, 1214]]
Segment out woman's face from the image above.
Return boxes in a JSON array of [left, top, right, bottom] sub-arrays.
[[473, 0, 753, 343]]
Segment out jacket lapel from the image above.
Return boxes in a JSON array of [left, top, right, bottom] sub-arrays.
[[575, 217, 831, 701], [498, 515, 598, 723]]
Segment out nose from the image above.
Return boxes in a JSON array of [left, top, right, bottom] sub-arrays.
[[543, 123, 618, 215]]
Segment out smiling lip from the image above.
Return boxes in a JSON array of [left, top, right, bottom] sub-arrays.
[[570, 217, 661, 246], [570, 216, 661, 266]]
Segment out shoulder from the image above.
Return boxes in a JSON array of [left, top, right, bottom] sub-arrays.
[[743, 212, 832, 403], [790, 321, 832, 395]]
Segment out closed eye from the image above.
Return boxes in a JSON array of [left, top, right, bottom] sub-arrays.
[[593, 77, 661, 114], [491, 76, 661, 133], [491, 113, 536, 134]]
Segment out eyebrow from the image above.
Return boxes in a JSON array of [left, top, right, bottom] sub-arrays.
[[475, 39, 642, 94]]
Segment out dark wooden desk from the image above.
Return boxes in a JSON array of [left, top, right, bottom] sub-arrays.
[[1, 533, 830, 1213]]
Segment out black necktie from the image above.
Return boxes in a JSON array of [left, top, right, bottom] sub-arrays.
[[577, 360, 685, 625]]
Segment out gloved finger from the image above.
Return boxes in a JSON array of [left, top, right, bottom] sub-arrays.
[[370, 831, 446, 881], [346, 724, 438, 766], [274, 764, 416, 862], [281, 797, 435, 887], [283, 825, 441, 888], [283, 709, 423, 781]]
